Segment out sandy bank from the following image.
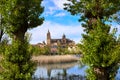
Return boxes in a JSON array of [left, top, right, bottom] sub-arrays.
[[32, 55, 79, 64]]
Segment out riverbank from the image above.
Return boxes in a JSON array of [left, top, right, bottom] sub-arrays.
[[0, 55, 80, 64], [32, 55, 80, 64]]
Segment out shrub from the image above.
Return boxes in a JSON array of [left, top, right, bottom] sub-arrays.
[[0, 40, 35, 80]]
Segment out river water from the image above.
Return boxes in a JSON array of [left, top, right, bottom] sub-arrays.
[[33, 61, 120, 80]]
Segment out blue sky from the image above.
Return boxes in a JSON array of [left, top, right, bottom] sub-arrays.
[[28, 0, 120, 44], [28, 0, 84, 44]]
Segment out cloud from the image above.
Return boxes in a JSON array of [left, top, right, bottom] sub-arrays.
[[42, 0, 57, 16], [42, 0, 70, 16], [54, 12, 66, 17], [28, 21, 84, 44], [52, 0, 69, 10], [44, 7, 57, 16], [28, 0, 83, 44], [28, 20, 120, 44]]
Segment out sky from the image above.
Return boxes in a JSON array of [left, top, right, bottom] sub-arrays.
[[28, 0, 120, 44], [28, 0, 84, 44]]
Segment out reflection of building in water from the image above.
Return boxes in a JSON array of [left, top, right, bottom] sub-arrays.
[[47, 30, 75, 53], [33, 62, 87, 80]]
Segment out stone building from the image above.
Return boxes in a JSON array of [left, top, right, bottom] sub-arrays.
[[47, 30, 75, 53]]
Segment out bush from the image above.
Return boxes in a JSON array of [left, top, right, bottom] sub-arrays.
[[0, 40, 35, 80], [32, 46, 50, 55]]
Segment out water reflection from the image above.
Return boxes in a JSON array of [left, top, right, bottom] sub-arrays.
[[67, 65, 87, 76], [33, 62, 120, 80], [33, 62, 87, 80], [34, 67, 48, 79]]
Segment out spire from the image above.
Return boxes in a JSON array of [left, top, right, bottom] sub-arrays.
[[62, 34, 66, 39], [48, 29, 50, 33], [47, 29, 51, 46], [47, 29, 51, 39]]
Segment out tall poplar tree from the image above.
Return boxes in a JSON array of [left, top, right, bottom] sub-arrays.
[[64, 0, 120, 80], [0, 0, 44, 80]]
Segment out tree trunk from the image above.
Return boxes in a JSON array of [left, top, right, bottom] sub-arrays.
[[94, 67, 110, 80], [13, 26, 27, 42], [0, 29, 3, 42]]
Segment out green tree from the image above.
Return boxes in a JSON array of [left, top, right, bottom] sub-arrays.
[[0, 0, 44, 80], [64, 0, 120, 33], [79, 21, 120, 80], [64, 0, 120, 80], [0, 0, 44, 41], [1, 40, 35, 80]]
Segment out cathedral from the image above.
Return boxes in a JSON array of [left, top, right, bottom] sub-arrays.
[[47, 30, 75, 53]]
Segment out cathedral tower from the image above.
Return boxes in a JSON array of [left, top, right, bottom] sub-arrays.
[[62, 34, 66, 44], [47, 30, 51, 46]]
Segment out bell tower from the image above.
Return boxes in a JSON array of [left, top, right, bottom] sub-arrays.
[[47, 30, 51, 46], [62, 34, 66, 43]]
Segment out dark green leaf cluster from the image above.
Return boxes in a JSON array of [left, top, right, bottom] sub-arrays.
[[64, 0, 120, 20], [0, 40, 35, 80]]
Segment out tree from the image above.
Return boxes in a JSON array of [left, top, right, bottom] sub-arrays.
[[79, 21, 120, 80], [64, 0, 120, 80], [0, 39, 35, 80], [0, 0, 44, 80], [0, 0, 44, 41], [64, 0, 120, 32]]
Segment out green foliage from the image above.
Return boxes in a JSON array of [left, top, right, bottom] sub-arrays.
[[64, 0, 120, 20], [0, 0, 44, 80], [0, 0, 44, 29], [0, 37, 8, 55], [0, 40, 35, 80], [64, 0, 120, 32], [86, 67, 96, 80], [32, 45, 81, 55], [79, 21, 120, 79], [0, 14, 6, 42], [65, 0, 120, 79], [57, 47, 81, 55], [65, 47, 81, 55], [0, 0, 44, 41], [32, 46, 50, 55]]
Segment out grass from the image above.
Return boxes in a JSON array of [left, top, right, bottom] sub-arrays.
[[0, 54, 79, 64], [32, 55, 79, 64]]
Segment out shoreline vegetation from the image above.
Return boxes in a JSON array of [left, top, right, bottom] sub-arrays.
[[0, 55, 80, 64], [32, 55, 80, 64]]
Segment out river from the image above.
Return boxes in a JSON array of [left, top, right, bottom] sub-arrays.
[[32, 61, 120, 80]]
